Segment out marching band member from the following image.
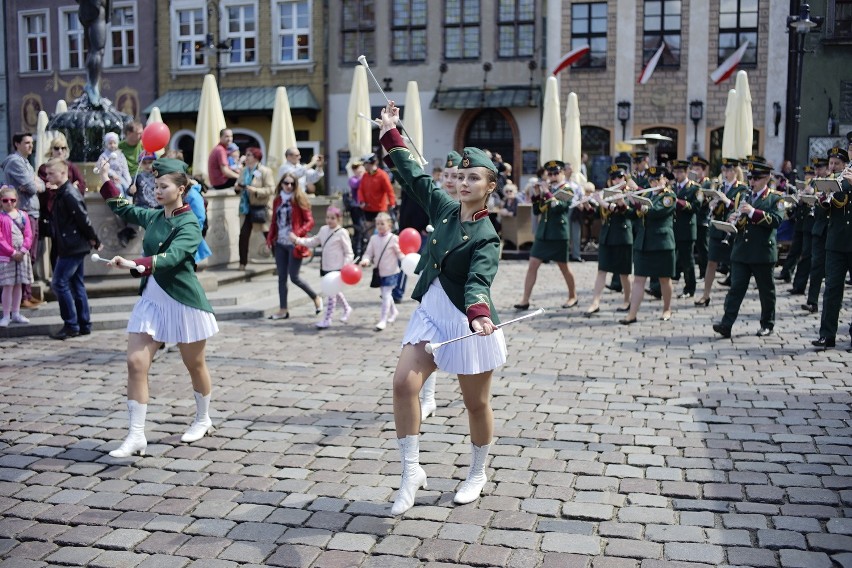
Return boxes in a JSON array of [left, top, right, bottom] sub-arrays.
[[620, 166, 676, 324], [802, 155, 831, 313], [670, 159, 703, 299], [695, 158, 748, 306], [690, 155, 712, 282], [514, 160, 578, 310], [788, 165, 817, 295], [713, 160, 784, 338]]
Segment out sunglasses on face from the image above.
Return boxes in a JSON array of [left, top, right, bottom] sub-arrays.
[[1, 198, 17, 203], [53, 146, 67, 150], [282, 181, 295, 186]]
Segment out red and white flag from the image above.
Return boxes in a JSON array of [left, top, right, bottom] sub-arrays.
[[710, 40, 750, 84], [637, 42, 666, 85], [551, 45, 591, 77]]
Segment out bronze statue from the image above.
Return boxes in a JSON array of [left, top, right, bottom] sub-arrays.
[[76, 0, 111, 107]]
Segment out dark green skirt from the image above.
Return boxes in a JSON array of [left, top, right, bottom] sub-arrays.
[[530, 238, 569, 263], [708, 237, 732, 264], [634, 249, 675, 277], [598, 244, 632, 275]]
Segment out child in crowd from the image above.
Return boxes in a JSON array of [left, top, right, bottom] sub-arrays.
[[291, 206, 354, 328], [186, 179, 212, 267], [227, 143, 243, 175], [98, 132, 132, 196], [0, 187, 34, 327], [128, 153, 159, 209], [359, 212, 404, 330]]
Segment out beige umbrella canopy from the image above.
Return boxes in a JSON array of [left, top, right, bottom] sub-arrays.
[[192, 74, 227, 184], [35, 111, 51, 170], [732, 70, 754, 160], [403, 81, 424, 163], [268, 86, 298, 173], [55, 100, 68, 114], [562, 92, 586, 183], [721, 89, 737, 160], [347, 67, 372, 169], [147, 106, 163, 125], [540, 76, 563, 165]]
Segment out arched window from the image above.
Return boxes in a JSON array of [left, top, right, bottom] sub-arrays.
[[641, 126, 678, 164], [581, 125, 611, 187], [709, 127, 760, 173]]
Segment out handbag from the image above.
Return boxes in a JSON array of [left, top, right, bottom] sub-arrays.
[[369, 236, 392, 288], [248, 204, 268, 224]]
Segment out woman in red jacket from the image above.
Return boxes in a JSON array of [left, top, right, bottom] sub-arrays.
[[266, 173, 322, 319]]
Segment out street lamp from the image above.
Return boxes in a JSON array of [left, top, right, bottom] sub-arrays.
[[617, 101, 631, 140], [786, 3, 823, 169], [206, 33, 232, 85], [689, 100, 704, 153]]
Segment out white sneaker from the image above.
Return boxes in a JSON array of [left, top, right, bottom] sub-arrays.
[[375, 320, 387, 331], [315, 320, 330, 329], [10, 313, 29, 324], [0, 316, 9, 328]]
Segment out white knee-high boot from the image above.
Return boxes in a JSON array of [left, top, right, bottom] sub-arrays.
[[454, 442, 491, 504], [109, 400, 147, 457], [181, 391, 213, 443], [420, 372, 437, 420], [391, 435, 427, 515]]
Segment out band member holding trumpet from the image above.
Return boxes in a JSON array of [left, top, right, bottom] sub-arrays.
[[690, 156, 712, 281], [377, 102, 507, 515], [713, 160, 785, 338], [514, 160, 579, 310], [803, 155, 832, 313], [695, 158, 748, 306], [621, 166, 676, 324], [585, 164, 634, 316], [812, 147, 852, 349], [788, 165, 817, 295], [670, 159, 703, 299]]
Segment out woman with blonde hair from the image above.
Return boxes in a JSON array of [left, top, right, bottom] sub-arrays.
[[265, 173, 322, 319]]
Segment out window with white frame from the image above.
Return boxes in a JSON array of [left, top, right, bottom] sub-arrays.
[[108, 2, 137, 67], [174, 4, 208, 69], [276, 0, 311, 63], [224, 2, 257, 66], [59, 8, 86, 70], [19, 10, 51, 73]]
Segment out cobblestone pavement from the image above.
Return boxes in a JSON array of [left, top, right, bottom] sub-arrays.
[[1, 259, 851, 568]]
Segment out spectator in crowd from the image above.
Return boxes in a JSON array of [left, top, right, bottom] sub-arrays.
[[278, 147, 324, 194], [564, 162, 586, 261], [524, 168, 546, 233], [98, 132, 132, 195], [227, 143, 243, 174], [119, 121, 144, 176], [359, 212, 404, 331], [185, 178, 212, 268], [500, 182, 520, 217], [128, 153, 159, 209], [431, 166, 443, 185], [393, 165, 430, 304], [580, 152, 589, 178], [358, 153, 396, 237], [37, 135, 86, 269], [235, 147, 275, 270], [346, 161, 366, 260], [1, 133, 45, 308], [207, 129, 240, 189], [45, 158, 100, 339], [0, 186, 34, 327]]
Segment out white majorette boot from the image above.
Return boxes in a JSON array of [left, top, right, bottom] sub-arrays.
[[109, 400, 147, 457], [181, 391, 213, 443], [454, 442, 491, 504], [420, 372, 437, 420], [390, 435, 427, 515]]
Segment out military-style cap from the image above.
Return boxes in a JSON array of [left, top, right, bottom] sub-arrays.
[[720, 157, 740, 168], [152, 158, 189, 177], [361, 152, 378, 163], [746, 154, 767, 164], [445, 150, 462, 168], [802, 165, 815, 175], [812, 156, 829, 167], [746, 161, 772, 177], [631, 151, 649, 160], [828, 146, 850, 161], [647, 166, 669, 179], [543, 159, 565, 172], [608, 164, 627, 178], [671, 159, 690, 170], [460, 147, 498, 173], [690, 155, 710, 168]]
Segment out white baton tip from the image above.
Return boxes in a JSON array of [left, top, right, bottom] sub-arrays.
[[424, 343, 435, 355], [357, 55, 368, 66], [91, 253, 99, 261]]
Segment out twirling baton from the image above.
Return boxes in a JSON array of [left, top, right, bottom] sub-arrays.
[[91, 253, 145, 273], [357, 55, 428, 166], [424, 308, 545, 355]]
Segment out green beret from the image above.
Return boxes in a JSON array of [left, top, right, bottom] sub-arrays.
[[459, 147, 497, 173], [445, 151, 462, 168], [671, 159, 690, 170], [828, 146, 850, 161], [152, 158, 189, 177], [543, 159, 565, 172], [721, 157, 740, 167]]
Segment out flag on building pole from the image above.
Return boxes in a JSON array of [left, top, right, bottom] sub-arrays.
[[710, 40, 750, 85], [552, 45, 591, 77], [637, 42, 666, 85]]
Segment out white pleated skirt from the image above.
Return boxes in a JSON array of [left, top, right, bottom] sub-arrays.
[[402, 278, 507, 375], [127, 277, 219, 344]]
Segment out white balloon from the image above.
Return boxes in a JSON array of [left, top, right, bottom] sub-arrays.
[[401, 253, 421, 277], [320, 271, 344, 297]]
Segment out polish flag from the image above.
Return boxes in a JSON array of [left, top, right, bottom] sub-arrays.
[[637, 42, 666, 85], [710, 40, 750, 84], [551, 45, 591, 76]]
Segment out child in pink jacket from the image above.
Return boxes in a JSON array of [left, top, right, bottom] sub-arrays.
[[0, 186, 34, 327], [360, 212, 405, 330]]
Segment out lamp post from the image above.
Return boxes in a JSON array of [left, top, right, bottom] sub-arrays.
[[786, 3, 823, 169], [206, 1, 231, 85], [617, 101, 631, 140], [689, 100, 704, 153]]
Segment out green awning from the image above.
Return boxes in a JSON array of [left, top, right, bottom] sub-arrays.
[[430, 86, 541, 110], [143, 85, 321, 118]]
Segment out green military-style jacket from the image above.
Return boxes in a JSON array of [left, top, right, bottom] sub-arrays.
[[820, 178, 852, 253], [632, 171, 651, 189], [102, 183, 213, 313], [532, 184, 571, 241], [627, 189, 676, 252], [709, 181, 748, 241], [812, 176, 830, 238], [730, 188, 784, 264], [598, 205, 632, 246], [673, 179, 702, 241], [382, 132, 500, 325]]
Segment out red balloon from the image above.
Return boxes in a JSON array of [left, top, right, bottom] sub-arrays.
[[340, 263, 362, 285], [399, 228, 422, 255], [141, 123, 171, 153]]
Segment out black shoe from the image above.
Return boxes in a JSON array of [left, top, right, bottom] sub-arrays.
[[789, 288, 805, 295], [79, 328, 91, 336], [756, 327, 773, 337], [802, 303, 818, 314], [392, 297, 402, 304], [677, 292, 694, 299], [569, 256, 584, 262], [812, 337, 835, 349], [584, 307, 600, 318], [694, 298, 711, 307], [513, 303, 530, 310], [775, 273, 791, 283], [719, 277, 731, 286], [718, 266, 729, 275], [50, 326, 80, 340], [604, 284, 622, 292], [619, 317, 637, 325], [713, 324, 732, 338], [644, 288, 662, 299]]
